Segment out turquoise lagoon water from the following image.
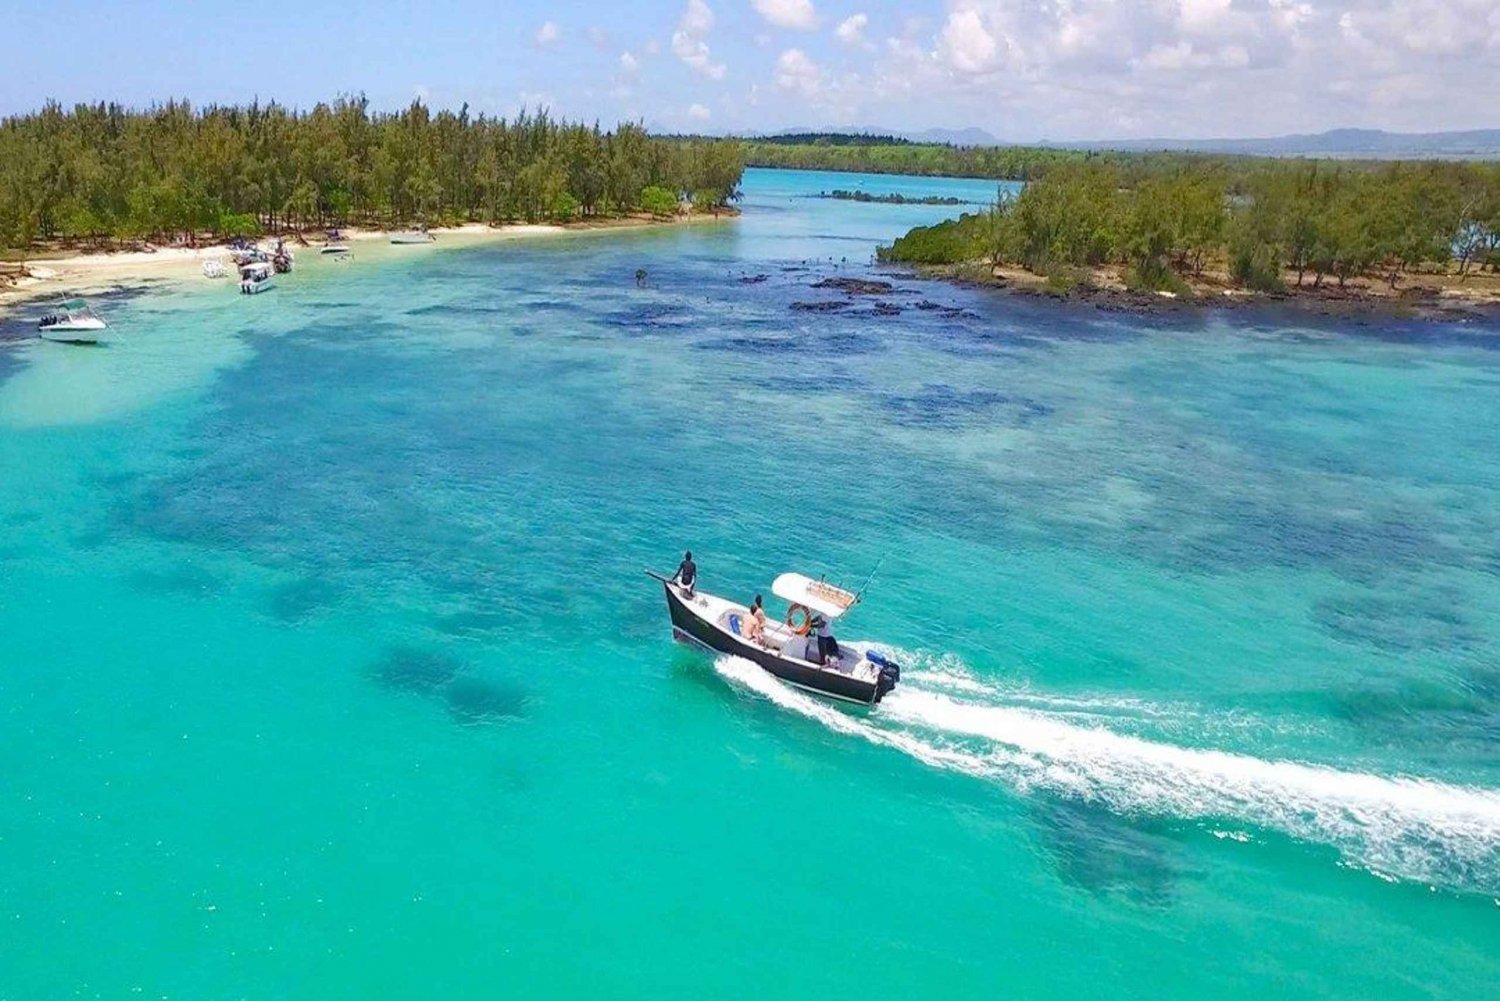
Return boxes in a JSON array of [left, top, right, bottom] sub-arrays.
[[2, 167, 1498, 999]]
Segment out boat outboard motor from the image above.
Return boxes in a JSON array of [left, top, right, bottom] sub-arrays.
[[868, 649, 900, 699]]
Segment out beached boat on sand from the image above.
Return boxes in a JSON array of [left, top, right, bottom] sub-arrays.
[[648, 568, 901, 705], [37, 299, 108, 344]]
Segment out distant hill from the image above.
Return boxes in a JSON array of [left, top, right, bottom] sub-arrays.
[[727, 125, 1500, 160], [908, 127, 1001, 147], [1041, 127, 1500, 159]]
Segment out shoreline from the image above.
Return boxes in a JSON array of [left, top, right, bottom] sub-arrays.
[[906, 261, 1500, 324], [0, 211, 735, 319]]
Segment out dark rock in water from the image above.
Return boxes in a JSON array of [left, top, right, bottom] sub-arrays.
[[697, 335, 802, 354], [812, 277, 896, 296], [915, 299, 943, 311], [1035, 800, 1184, 906], [265, 576, 341, 623], [1312, 593, 1476, 653], [882, 384, 1051, 429], [445, 676, 529, 725], [871, 301, 903, 317], [738, 273, 770, 284], [790, 300, 852, 312], [369, 646, 463, 694]]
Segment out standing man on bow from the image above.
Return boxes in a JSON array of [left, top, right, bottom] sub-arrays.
[[672, 550, 697, 598]]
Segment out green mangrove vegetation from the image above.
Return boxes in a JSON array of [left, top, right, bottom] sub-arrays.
[[878, 160, 1500, 293], [739, 136, 1088, 180], [0, 98, 745, 252]]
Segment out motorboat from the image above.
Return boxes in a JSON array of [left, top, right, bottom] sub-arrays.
[[271, 240, 294, 273], [37, 299, 108, 344], [649, 568, 901, 705], [229, 242, 269, 267], [239, 261, 275, 294], [390, 230, 436, 245], [202, 258, 227, 279], [320, 242, 351, 256]]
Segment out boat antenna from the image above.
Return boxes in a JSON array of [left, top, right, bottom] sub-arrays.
[[854, 555, 885, 604]]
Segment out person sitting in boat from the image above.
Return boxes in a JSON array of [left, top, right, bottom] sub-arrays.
[[744, 594, 767, 646], [812, 613, 839, 665], [672, 550, 697, 598]]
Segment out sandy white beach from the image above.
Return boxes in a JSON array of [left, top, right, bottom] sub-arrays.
[[0, 214, 732, 317]]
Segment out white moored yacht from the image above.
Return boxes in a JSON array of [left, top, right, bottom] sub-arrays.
[[37, 299, 108, 344], [390, 229, 435, 245], [239, 261, 275, 294]]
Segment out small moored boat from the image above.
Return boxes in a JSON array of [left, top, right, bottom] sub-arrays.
[[37, 299, 108, 344], [390, 230, 436, 245], [239, 261, 275, 294], [320, 243, 351, 256], [649, 567, 901, 705]]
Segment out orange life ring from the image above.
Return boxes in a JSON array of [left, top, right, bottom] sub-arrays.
[[785, 603, 813, 636]]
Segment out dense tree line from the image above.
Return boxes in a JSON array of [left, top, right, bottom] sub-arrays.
[[752, 132, 913, 147], [738, 137, 1085, 180], [879, 160, 1500, 292], [0, 98, 745, 252], [727, 136, 1272, 183]]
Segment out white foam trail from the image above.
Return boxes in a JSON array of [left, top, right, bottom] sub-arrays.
[[714, 654, 1500, 893], [713, 656, 990, 777]]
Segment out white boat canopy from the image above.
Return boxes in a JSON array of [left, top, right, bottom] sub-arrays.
[[771, 573, 859, 619]]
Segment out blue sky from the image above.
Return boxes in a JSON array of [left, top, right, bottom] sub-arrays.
[[4, 1, 1497, 139]]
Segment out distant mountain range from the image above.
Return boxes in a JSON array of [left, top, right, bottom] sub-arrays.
[[1040, 127, 1500, 159], [755, 125, 1500, 159]]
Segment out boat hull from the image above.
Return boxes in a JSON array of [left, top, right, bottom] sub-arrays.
[[661, 581, 887, 705], [38, 319, 107, 344]]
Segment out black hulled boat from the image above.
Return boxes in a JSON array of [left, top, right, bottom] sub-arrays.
[[649, 569, 900, 705]]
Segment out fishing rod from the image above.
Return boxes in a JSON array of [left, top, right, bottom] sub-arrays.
[[854, 555, 886, 604]]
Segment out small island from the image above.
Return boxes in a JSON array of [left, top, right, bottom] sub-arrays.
[[812, 189, 977, 206], [876, 158, 1500, 318]]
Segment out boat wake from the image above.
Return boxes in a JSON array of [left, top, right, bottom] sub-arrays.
[[713, 651, 1500, 895]]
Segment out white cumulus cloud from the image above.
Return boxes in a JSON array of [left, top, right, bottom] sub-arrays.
[[773, 47, 823, 97], [688, 102, 712, 120], [940, 8, 1003, 73], [673, 0, 726, 79], [753, 0, 817, 30], [535, 20, 561, 46], [835, 13, 870, 47]]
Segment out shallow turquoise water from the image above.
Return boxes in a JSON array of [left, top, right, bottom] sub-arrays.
[[2, 167, 1498, 1000]]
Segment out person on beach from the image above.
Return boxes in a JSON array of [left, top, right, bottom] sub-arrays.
[[673, 550, 697, 598], [744, 594, 767, 646]]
